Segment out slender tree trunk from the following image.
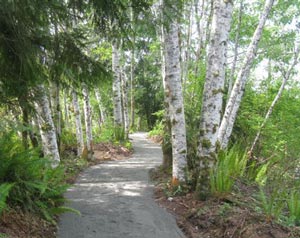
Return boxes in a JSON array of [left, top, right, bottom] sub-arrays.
[[196, 0, 233, 199], [72, 90, 84, 156], [130, 9, 136, 130], [50, 81, 62, 151], [18, 96, 30, 149], [158, 0, 172, 169], [217, 0, 275, 149], [29, 118, 39, 148], [121, 71, 130, 139], [82, 83, 93, 152], [112, 41, 123, 127], [194, 0, 212, 75], [227, 0, 243, 98], [34, 84, 60, 167], [181, 1, 193, 88], [249, 44, 300, 155], [163, 2, 187, 184], [63, 89, 70, 128], [94, 88, 106, 124]]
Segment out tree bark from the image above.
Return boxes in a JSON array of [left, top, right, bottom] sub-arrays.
[[63, 89, 70, 129], [112, 41, 123, 127], [227, 0, 243, 98], [50, 80, 62, 151], [121, 71, 130, 139], [72, 90, 84, 156], [217, 0, 275, 149], [158, 0, 172, 170], [95, 88, 106, 124], [34, 84, 60, 167], [196, 0, 233, 199], [82, 83, 93, 152], [130, 9, 136, 130], [163, 2, 187, 184]]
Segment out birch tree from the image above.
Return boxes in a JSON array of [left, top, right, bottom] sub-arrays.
[[163, 0, 187, 184], [95, 88, 106, 124], [227, 0, 243, 97], [50, 81, 62, 149], [82, 83, 93, 152], [34, 84, 60, 167], [112, 41, 123, 129], [72, 89, 84, 156], [217, 0, 275, 149], [130, 8, 136, 130], [197, 0, 233, 199], [63, 89, 70, 129], [121, 71, 130, 139], [154, 0, 173, 169], [112, 40, 126, 141]]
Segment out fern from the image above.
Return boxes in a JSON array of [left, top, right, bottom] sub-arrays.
[[287, 190, 300, 225], [0, 130, 70, 221], [0, 183, 14, 215], [210, 145, 247, 196]]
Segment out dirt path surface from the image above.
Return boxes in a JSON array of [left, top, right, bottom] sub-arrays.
[[57, 132, 185, 238]]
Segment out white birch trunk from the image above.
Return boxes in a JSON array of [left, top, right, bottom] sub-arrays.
[[197, 0, 233, 198], [194, 0, 213, 75], [34, 84, 60, 167], [218, 0, 275, 149], [130, 8, 136, 130], [50, 81, 61, 149], [227, 0, 243, 97], [72, 90, 84, 156], [158, 0, 173, 169], [82, 83, 93, 152], [181, 2, 193, 88], [121, 71, 130, 139], [250, 44, 300, 155], [112, 41, 123, 127], [94, 88, 106, 124], [63, 89, 70, 128], [163, 8, 187, 184]]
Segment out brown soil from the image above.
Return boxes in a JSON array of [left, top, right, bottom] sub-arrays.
[[91, 142, 132, 164], [0, 209, 56, 238], [0, 142, 132, 238], [151, 168, 300, 238]]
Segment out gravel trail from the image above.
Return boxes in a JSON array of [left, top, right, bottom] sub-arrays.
[[57, 132, 186, 238]]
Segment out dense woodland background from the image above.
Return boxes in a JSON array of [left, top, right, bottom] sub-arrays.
[[1, 0, 300, 236]]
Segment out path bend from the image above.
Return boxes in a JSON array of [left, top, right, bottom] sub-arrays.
[[57, 132, 185, 238]]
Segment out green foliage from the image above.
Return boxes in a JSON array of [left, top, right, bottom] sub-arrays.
[[61, 129, 77, 147], [256, 186, 286, 222], [134, 41, 164, 130], [0, 183, 14, 215], [148, 110, 164, 137], [287, 191, 300, 226], [114, 125, 125, 142], [210, 145, 247, 196], [0, 130, 71, 223], [236, 81, 300, 161]]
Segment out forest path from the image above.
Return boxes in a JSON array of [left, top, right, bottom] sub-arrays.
[[57, 132, 185, 238]]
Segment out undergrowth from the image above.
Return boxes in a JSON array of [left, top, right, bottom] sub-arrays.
[[0, 130, 77, 224]]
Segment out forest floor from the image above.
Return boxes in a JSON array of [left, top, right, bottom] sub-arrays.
[[149, 138, 300, 238]]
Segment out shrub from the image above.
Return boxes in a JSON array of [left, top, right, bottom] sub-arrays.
[[0, 131, 72, 223]]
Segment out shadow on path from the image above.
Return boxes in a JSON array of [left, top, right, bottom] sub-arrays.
[[57, 132, 185, 238]]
